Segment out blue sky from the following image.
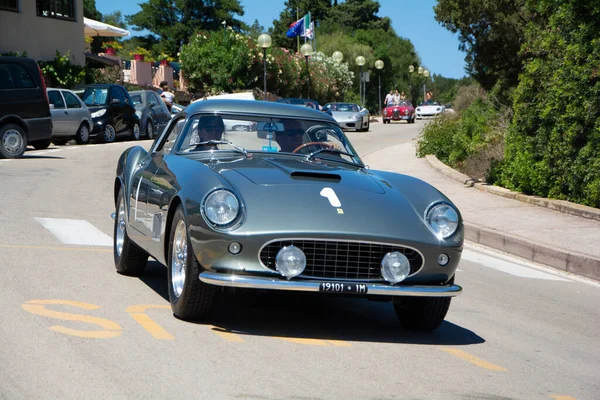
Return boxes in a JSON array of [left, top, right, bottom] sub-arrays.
[[95, 0, 467, 79]]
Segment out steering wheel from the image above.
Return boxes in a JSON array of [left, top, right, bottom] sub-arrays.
[[292, 141, 336, 154]]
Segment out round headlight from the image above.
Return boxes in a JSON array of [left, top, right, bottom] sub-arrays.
[[275, 245, 306, 279], [381, 251, 411, 283], [203, 189, 240, 226], [426, 203, 459, 239]]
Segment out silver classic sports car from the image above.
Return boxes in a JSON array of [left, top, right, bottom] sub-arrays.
[[323, 102, 370, 131], [112, 99, 463, 331]]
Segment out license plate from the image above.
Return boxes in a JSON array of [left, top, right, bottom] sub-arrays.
[[319, 282, 368, 294]]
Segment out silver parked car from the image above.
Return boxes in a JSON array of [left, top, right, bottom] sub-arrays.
[[323, 102, 370, 131], [46, 88, 93, 144]]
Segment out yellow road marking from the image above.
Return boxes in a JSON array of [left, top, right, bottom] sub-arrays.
[[210, 326, 245, 342], [22, 300, 122, 339], [125, 305, 174, 340], [550, 396, 577, 400], [440, 347, 507, 371], [0, 244, 111, 252], [280, 337, 330, 346], [326, 340, 352, 347]]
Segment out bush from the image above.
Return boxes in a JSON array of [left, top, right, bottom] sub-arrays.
[[37, 51, 85, 88], [499, 0, 600, 207]]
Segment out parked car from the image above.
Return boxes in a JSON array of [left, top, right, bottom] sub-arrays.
[[78, 84, 140, 143], [46, 88, 93, 145], [323, 102, 370, 131], [276, 98, 333, 116], [382, 100, 416, 124], [129, 90, 171, 139], [0, 56, 53, 158], [111, 99, 463, 332], [170, 102, 185, 117], [416, 101, 445, 119]]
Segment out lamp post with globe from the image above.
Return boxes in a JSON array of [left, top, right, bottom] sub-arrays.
[[258, 33, 272, 100], [300, 43, 314, 99], [355, 56, 366, 106], [375, 59, 384, 114]]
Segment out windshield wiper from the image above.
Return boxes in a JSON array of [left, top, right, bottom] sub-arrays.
[[305, 148, 364, 167], [186, 140, 249, 157]]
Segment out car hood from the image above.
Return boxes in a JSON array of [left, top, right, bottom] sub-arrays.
[[87, 105, 108, 113], [385, 105, 412, 111], [198, 155, 431, 241]]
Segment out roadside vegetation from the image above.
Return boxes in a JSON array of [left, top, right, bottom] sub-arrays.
[[417, 0, 600, 208]]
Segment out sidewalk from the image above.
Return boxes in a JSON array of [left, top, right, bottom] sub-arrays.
[[362, 140, 600, 282]]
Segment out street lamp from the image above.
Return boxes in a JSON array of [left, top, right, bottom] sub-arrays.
[[355, 56, 365, 105], [258, 33, 272, 100], [375, 59, 384, 114], [300, 43, 313, 99], [423, 69, 429, 103], [332, 51, 343, 63]]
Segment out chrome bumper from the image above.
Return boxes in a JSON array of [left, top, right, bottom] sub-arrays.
[[199, 272, 462, 297]]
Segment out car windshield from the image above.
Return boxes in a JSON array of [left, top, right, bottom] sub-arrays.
[[328, 103, 360, 112], [130, 94, 143, 105], [174, 113, 363, 166], [81, 88, 109, 106]]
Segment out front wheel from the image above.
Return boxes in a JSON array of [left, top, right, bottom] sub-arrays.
[[114, 188, 148, 276], [145, 120, 154, 139], [132, 122, 141, 141], [103, 124, 116, 143], [394, 296, 451, 332], [75, 123, 90, 144], [168, 205, 216, 321], [0, 124, 27, 158]]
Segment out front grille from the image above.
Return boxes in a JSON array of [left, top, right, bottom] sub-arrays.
[[259, 240, 423, 281], [392, 110, 400, 118]]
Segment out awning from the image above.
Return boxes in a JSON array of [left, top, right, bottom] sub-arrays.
[[84, 52, 120, 67], [84, 17, 130, 37]]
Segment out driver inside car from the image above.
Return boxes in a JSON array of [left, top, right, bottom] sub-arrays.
[[276, 119, 305, 153], [188, 115, 224, 150]]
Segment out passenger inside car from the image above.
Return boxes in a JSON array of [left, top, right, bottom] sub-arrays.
[[187, 115, 225, 150]]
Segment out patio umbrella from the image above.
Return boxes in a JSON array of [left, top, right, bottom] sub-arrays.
[[84, 17, 130, 37]]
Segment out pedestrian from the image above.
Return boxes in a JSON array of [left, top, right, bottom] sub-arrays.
[[393, 90, 401, 105], [159, 81, 174, 111], [384, 90, 393, 106], [400, 91, 406, 101]]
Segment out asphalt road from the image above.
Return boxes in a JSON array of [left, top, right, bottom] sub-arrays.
[[0, 119, 598, 400]]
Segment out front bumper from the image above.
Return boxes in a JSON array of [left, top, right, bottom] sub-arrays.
[[199, 271, 462, 297], [383, 115, 412, 121]]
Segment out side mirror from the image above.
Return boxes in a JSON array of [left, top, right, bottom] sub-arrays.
[[111, 98, 121, 105]]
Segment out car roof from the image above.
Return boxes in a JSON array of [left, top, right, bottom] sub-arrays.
[[184, 99, 336, 123]]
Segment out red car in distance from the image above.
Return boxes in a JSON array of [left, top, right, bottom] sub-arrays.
[[382, 100, 416, 124]]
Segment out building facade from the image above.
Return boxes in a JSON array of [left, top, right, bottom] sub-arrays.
[[0, 0, 85, 65]]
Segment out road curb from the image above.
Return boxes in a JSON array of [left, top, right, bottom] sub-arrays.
[[425, 154, 600, 222], [464, 222, 600, 282]]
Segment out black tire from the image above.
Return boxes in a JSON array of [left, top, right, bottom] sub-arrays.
[[145, 120, 154, 139], [167, 205, 216, 321], [393, 277, 454, 332], [114, 188, 148, 276], [0, 123, 27, 159], [52, 139, 69, 146], [31, 139, 51, 150], [364, 120, 370, 131], [75, 123, 91, 144]]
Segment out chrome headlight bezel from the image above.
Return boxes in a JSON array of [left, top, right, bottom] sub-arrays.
[[201, 189, 243, 230], [424, 202, 460, 240]]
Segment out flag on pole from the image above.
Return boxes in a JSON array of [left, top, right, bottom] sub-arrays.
[[286, 13, 310, 38], [303, 21, 314, 40]]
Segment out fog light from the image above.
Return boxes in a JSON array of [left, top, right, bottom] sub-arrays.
[[381, 251, 410, 284], [228, 242, 242, 254], [275, 245, 306, 279], [438, 253, 449, 266]]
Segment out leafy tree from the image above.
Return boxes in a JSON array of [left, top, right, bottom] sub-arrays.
[[245, 19, 265, 39], [103, 11, 127, 29], [126, 0, 247, 57], [270, 0, 332, 49], [83, 0, 102, 20], [434, 0, 532, 91], [323, 0, 391, 34]]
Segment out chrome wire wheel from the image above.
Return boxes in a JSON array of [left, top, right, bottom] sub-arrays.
[[2, 128, 24, 155], [115, 198, 126, 258], [171, 219, 187, 298], [104, 124, 116, 142]]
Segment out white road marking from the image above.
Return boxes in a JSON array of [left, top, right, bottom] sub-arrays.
[[461, 248, 570, 281], [35, 218, 112, 246]]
